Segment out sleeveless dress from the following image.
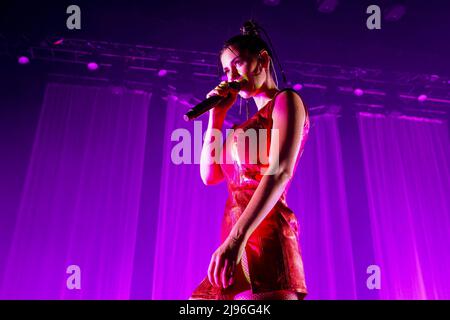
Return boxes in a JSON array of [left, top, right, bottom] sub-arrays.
[[190, 88, 309, 300]]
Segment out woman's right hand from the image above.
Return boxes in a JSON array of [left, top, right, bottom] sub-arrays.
[[206, 81, 239, 115]]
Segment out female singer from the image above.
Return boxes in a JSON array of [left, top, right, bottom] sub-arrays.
[[190, 20, 310, 300]]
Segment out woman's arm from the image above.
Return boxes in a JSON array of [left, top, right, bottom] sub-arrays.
[[200, 108, 226, 185], [229, 90, 307, 243], [200, 82, 239, 186]]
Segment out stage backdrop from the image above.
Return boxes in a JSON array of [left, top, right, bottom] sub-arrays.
[[0, 83, 152, 299], [1, 83, 450, 299]]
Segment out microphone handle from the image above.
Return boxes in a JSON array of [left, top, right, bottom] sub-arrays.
[[183, 95, 224, 121]]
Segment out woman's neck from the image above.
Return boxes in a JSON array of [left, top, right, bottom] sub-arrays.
[[253, 80, 279, 111]]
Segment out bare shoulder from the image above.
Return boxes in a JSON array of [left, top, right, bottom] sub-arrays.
[[272, 89, 307, 124]]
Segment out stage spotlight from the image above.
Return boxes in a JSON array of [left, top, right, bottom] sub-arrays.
[[18, 56, 30, 65], [354, 88, 364, 96], [263, 0, 281, 6], [384, 4, 406, 22], [293, 83, 303, 91], [53, 38, 64, 45], [417, 94, 428, 102], [316, 0, 339, 13], [43, 36, 65, 46], [111, 86, 124, 95], [158, 69, 168, 77], [87, 62, 99, 71], [430, 75, 439, 82]]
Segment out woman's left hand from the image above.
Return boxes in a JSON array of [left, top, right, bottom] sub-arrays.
[[208, 234, 246, 289]]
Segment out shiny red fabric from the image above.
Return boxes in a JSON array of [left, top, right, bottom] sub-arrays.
[[190, 89, 309, 300]]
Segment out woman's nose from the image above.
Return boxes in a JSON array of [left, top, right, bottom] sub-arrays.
[[230, 70, 240, 82]]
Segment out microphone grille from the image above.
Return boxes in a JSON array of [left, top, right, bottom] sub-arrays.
[[228, 81, 242, 91]]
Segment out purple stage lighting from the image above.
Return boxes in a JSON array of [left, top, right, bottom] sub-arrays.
[[385, 4, 406, 22], [87, 62, 99, 71], [18, 56, 30, 65], [263, 0, 281, 6], [354, 88, 364, 96], [418, 94, 428, 102], [293, 83, 303, 91], [53, 38, 64, 45], [317, 0, 339, 13], [158, 69, 168, 77], [430, 75, 439, 82]]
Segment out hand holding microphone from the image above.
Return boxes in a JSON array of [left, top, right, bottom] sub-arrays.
[[206, 81, 239, 114], [183, 80, 244, 121]]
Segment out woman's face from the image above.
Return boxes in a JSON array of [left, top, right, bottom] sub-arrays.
[[220, 46, 268, 99]]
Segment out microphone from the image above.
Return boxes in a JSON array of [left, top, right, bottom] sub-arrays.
[[183, 81, 243, 121]]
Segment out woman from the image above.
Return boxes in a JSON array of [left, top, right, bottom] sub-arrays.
[[190, 20, 310, 300]]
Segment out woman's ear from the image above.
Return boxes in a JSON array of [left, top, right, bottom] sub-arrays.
[[258, 50, 270, 70]]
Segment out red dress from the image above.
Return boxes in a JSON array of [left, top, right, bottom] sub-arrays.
[[190, 88, 309, 299]]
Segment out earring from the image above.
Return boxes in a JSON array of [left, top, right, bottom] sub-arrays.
[[245, 99, 249, 121], [239, 96, 242, 115]]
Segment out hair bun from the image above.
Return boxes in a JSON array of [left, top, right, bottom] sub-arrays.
[[240, 20, 260, 37]]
